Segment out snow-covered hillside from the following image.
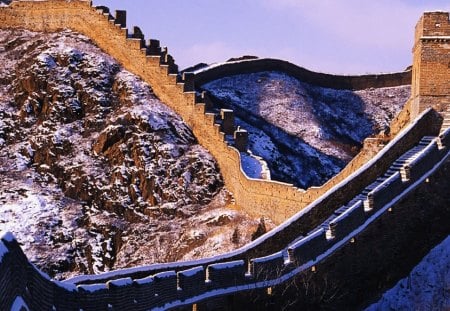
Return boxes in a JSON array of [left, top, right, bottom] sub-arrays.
[[203, 72, 410, 188], [366, 235, 450, 311], [0, 29, 263, 279], [0, 0, 11, 8]]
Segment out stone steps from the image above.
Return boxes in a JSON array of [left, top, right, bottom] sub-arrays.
[[322, 135, 437, 229]]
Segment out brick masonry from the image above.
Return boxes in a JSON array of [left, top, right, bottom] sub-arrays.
[[0, 0, 429, 225], [412, 11, 450, 118], [0, 2, 449, 310]]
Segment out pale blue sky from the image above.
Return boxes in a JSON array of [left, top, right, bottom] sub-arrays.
[[94, 0, 450, 74]]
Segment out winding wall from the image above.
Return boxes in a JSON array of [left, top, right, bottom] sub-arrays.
[[192, 58, 411, 90], [60, 107, 444, 284], [0, 2, 449, 309], [0, 121, 449, 310], [0, 0, 418, 224]]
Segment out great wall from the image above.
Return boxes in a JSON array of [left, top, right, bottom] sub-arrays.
[[0, 1, 449, 310]]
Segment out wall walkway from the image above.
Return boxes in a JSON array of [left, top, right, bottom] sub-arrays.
[[1, 124, 449, 310], [0, 0, 419, 224], [0, 1, 449, 309]]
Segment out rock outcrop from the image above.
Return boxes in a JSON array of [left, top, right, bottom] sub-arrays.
[[0, 29, 261, 280]]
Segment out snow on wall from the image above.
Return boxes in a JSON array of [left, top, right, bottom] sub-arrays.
[[329, 200, 365, 240], [405, 141, 441, 181], [440, 127, 450, 146], [64, 108, 440, 286], [250, 251, 285, 281], [192, 58, 412, 91], [0, 137, 447, 310], [10, 297, 29, 311], [0, 0, 421, 225], [367, 172, 405, 211], [0, 1, 448, 309], [0, 240, 7, 264]]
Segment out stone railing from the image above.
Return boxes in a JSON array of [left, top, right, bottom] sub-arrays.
[[1, 127, 449, 310], [0, 0, 419, 224], [1, 2, 448, 309], [62, 107, 441, 285]]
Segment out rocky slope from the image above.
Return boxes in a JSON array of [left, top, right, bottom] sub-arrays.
[[0, 28, 412, 282], [0, 0, 11, 7], [366, 235, 450, 311], [202, 71, 410, 188], [0, 29, 263, 280]]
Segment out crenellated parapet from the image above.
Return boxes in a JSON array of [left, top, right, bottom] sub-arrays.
[[0, 3, 449, 308], [0, 0, 430, 225], [0, 123, 449, 310]]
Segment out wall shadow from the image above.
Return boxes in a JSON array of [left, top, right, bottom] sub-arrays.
[[201, 71, 383, 189]]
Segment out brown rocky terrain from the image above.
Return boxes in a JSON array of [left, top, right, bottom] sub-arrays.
[[0, 28, 413, 283], [0, 29, 263, 280]]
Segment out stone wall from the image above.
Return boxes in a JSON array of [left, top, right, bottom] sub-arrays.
[[412, 11, 450, 118], [0, 2, 449, 309], [0, 0, 442, 273], [0, 130, 448, 310], [0, 0, 420, 224], [230, 159, 450, 310], [192, 58, 412, 90], [28, 108, 445, 286]]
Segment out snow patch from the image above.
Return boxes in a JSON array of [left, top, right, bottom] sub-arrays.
[[208, 260, 244, 270], [10, 297, 29, 311], [179, 266, 204, 277], [1, 231, 16, 243], [37, 53, 56, 69], [252, 251, 283, 263], [54, 279, 78, 292], [108, 277, 133, 287], [78, 283, 108, 293], [134, 275, 154, 285], [240, 153, 263, 178], [366, 235, 450, 311], [0, 240, 8, 263]]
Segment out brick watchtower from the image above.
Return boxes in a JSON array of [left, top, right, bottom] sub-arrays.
[[411, 11, 450, 121]]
